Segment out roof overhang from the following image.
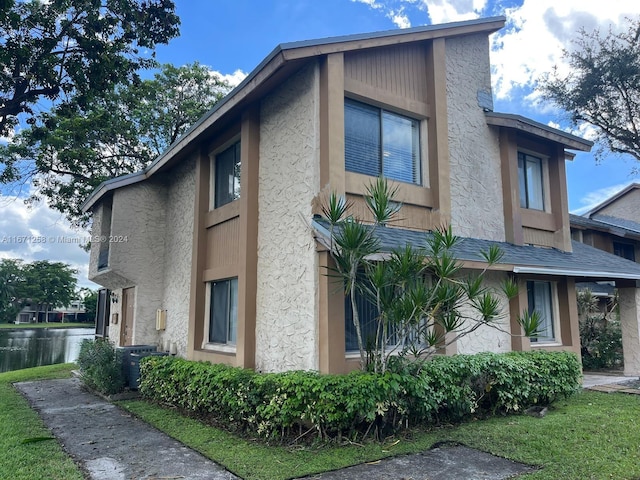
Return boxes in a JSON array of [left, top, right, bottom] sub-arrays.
[[485, 112, 593, 152], [81, 16, 506, 213]]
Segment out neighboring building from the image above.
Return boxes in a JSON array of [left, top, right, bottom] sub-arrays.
[[571, 184, 640, 263], [15, 300, 86, 323], [82, 17, 640, 375]]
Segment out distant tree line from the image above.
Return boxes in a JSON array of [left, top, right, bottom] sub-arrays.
[[0, 259, 93, 324]]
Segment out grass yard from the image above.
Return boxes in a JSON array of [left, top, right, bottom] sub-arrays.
[[120, 389, 640, 480], [0, 364, 84, 480], [4, 362, 639, 480]]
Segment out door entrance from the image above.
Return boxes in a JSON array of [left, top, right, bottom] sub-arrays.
[[120, 287, 135, 346]]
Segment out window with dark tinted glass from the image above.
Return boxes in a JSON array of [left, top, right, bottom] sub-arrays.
[[208, 278, 238, 345], [214, 142, 241, 208], [344, 98, 420, 184]]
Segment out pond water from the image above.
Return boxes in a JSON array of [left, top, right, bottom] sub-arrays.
[[0, 327, 95, 373]]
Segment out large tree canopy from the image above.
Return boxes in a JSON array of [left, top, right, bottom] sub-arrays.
[[0, 259, 77, 323], [0, 62, 230, 226], [538, 18, 640, 163], [0, 0, 180, 136]]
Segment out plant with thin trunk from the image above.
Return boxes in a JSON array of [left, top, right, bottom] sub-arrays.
[[321, 177, 541, 373]]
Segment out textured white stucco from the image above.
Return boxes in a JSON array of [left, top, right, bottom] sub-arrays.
[[619, 287, 640, 376], [455, 271, 512, 355], [158, 156, 196, 357], [88, 180, 167, 347], [446, 34, 505, 242], [255, 62, 320, 372]]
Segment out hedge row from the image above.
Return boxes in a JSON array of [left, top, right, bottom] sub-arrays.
[[139, 351, 581, 440]]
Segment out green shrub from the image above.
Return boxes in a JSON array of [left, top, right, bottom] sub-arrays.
[[77, 339, 125, 395], [139, 351, 581, 442]]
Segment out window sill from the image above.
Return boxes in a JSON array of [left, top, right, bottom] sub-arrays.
[[202, 343, 237, 354], [530, 341, 562, 348], [345, 172, 433, 207]]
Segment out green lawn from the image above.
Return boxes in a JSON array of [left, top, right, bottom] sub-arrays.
[[4, 363, 640, 480], [0, 322, 94, 329], [0, 364, 84, 480], [120, 390, 640, 480]]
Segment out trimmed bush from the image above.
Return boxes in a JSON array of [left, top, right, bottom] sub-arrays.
[[77, 339, 125, 395], [139, 351, 581, 441]]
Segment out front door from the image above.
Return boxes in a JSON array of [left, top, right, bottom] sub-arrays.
[[120, 287, 135, 346]]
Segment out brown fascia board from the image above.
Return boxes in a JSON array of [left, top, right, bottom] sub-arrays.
[[584, 183, 640, 218], [485, 112, 593, 152], [570, 214, 640, 240], [82, 16, 506, 213]]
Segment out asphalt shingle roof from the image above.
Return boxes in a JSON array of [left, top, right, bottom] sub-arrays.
[[591, 214, 640, 235], [313, 218, 640, 280]]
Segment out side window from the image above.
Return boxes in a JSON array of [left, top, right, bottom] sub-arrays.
[[344, 98, 420, 185], [208, 278, 238, 345], [613, 242, 636, 262], [518, 152, 544, 210], [212, 141, 241, 209], [527, 280, 556, 343]]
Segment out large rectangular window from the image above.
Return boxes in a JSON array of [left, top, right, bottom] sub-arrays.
[[518, 152, 544, 210], [213, 141, 241, 208], [527, 280, 555, 343], [208, 278, 238, 345], [345, 98, 420, 185]]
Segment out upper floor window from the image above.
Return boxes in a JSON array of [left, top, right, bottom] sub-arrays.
[[213, 141, 241, 209], [208, 277, 238, 345], [613, 241, 636, 262], [527, 280, 556, 343], [518, 152, 544, 210], [344, 98, 420, 185]]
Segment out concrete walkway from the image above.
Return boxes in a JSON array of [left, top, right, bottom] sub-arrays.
[[582, 372, 636, 389], [15, 378, 239, 480], [16, 377, 537, 480]]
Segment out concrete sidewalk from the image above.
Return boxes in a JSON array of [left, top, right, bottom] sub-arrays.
[[15, 377, 239, 480], [16, 377, 537, 480]]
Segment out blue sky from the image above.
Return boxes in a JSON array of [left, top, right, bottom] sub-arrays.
[[1, 0, 639, 288]]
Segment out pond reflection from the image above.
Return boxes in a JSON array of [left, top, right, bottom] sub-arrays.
[[0, 328, 95, 373]]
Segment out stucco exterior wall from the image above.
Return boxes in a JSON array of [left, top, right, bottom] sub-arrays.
[[94, 181, 167, 346], [597, 189, 640, 223], [456, 271, 512, 355], [255, 62, 321, 372], [445, 34, 505, 242], [619, 287, 640, 376], [159, 156, 196, 357]]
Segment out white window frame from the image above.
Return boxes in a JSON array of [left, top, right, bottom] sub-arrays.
[[344, 97, 421, 186], [209, 139, 241, 211], [202, 277, 238, 352], [527, 280, 561, 345]]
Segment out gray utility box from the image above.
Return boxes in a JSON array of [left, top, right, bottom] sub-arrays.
[[116, 345, 158, 387], [129, 352, 168, 390]]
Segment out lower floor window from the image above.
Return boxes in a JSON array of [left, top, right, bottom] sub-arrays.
[[209, 278, 238, 345], [527, 280, 555, 343]]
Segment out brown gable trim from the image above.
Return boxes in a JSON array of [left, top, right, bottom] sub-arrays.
[[485, 112, 593, 151], [82, 16, 506, 212]]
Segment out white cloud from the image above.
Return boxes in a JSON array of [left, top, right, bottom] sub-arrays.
[[0, 194, 98, 290], [571, 182, 633, 215], [491, 0, 639, 101], [215, 69, 247, 88], [391, 10, 412, 28], [420, 0, 486, 24]]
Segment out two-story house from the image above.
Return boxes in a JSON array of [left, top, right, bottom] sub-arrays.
[[571, 183, 640, 263], [82, 16, 640, 375]]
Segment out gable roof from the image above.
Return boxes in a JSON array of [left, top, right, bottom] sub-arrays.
[[585, 183, 640, 217], [313, 218, 640, 281], [485, 112, 593, 151], [81, 16, 506, 213]]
